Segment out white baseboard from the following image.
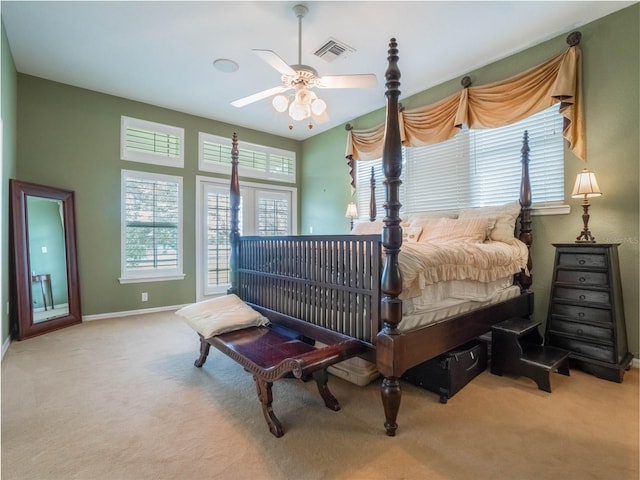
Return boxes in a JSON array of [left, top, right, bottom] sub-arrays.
[[632, 357, 640, 369], [1, 336, 10, 361], [82, 304, 187, 322]]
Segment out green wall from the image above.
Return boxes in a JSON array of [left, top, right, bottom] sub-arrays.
[[13, 75, 301, 318], [301, 5, 639, 357], [2, 19, 18, 347]]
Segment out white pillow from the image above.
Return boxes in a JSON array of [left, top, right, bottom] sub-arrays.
[[419, 217, 493, 243], [458, 200, 520, 244], [351, 221, 383, 235], [176, 294, 268, 338]]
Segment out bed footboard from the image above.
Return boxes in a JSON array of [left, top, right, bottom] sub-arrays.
[[233, 235, 381, 348]]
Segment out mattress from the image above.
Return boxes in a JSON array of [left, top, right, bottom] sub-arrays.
[[398, 284, 522, 333], [402, 276, 515, 315]]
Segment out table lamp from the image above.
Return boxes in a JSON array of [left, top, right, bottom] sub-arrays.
[[571, 168, 602, 243]]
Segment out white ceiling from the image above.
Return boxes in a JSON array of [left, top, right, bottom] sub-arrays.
[[2, 1, 634, 141]]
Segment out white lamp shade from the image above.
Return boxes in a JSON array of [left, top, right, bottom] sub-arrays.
[[571, 169, 602, 198], [345, 202, 358, 218]]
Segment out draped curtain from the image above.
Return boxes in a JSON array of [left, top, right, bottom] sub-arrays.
[[345, 45, 585, 168]]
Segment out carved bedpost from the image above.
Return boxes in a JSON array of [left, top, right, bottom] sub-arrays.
[[369, 166, 377, 221], [228, 132, 240, 295], [378, 38, 403, 436], [519, 130, 533, 291]]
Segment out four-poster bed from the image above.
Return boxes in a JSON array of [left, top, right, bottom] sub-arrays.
[[219, 38, 536, 436]]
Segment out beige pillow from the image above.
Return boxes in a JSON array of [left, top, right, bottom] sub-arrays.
[[176, 294, 268, 338], [420, 217, 493, 243], [351, 221, 383, 235], [402, 226, 423, 243], [459, 200, 521, 244], [403, 210, 458, 227]]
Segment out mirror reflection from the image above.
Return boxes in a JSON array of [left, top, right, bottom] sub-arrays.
[[27, 196, 69, 323]]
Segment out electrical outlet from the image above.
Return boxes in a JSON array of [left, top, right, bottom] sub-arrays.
[[141, 292, 148, 302]]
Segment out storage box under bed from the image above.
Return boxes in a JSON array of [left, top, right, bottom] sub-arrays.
[[401, 341, 488, 403]]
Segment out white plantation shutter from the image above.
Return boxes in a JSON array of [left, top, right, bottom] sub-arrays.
[[356, 104, 564, 217], [199, 132, 296, 182], [257, 190, 290, 236], [121, 116, 184, 168], [203, 184, 242, 295], [121, 170, 184, 282], [200, 179, 293, 295]]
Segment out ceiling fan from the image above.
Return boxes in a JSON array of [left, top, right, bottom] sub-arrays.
[[230, 4, 377, 127]]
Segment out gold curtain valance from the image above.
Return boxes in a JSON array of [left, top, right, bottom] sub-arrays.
[[345, 44, 585, 162]]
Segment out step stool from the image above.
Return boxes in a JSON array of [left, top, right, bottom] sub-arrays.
[[490, 317, 570, 392]]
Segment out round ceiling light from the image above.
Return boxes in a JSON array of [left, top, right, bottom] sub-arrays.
[[213, 58, 239, 73]]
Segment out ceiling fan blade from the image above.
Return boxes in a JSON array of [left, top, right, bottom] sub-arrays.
[[252, 49, 297, 76], [231, 86, 290, 108], [316, 74, 378, 89]]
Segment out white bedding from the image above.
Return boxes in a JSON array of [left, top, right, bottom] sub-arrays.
[[398, 239, 529, 299]]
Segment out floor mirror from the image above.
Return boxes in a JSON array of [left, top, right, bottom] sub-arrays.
[[9, 179, 82, 340]]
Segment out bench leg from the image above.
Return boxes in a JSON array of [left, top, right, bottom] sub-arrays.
[[313, 369, 340, 411], [253, 375, 284, 438], [194, 337, 211, 368]]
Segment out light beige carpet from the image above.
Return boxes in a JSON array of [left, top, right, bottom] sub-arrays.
[[2, 311, 638, 480]]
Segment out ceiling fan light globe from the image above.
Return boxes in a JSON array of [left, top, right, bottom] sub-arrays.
[[311, 98, 326, 116], [272, 95, 289, 112], [289, 102, 310, 121]]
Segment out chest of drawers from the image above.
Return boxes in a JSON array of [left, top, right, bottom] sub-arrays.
[[545, 244, 633, 382]]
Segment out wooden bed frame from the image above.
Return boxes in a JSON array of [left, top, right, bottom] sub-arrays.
[[227, 38, 534, 436]]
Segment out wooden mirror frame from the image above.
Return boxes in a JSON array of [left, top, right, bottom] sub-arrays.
[[9, 179, 82, 340]]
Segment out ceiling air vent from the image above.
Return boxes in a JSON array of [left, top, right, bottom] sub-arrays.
[[313, 37, 355, 62]]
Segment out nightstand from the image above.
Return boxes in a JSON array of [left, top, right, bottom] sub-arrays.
[[545, 243, 633, 382]]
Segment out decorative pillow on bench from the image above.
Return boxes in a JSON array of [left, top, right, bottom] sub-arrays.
[[176, 294, 268, 338]]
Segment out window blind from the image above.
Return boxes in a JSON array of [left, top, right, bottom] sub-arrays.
[[199, 132, 296, 182], [121, 116, 184, 167], [205, 185, 240, 290], [122, 171, 182, 279], [257, 190, 290, 236], [356, 104, 564, 217]]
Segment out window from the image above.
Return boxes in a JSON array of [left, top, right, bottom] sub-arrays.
[[121, 116, 184, 168], [196, 177, 297, 297], [120, 170, 184, 283], [198, 133, 296, 183], [356, 104, 564, 218]]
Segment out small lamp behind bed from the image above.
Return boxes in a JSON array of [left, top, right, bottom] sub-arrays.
[[571, 168, 602, 243], [345, 202, 358, 231]]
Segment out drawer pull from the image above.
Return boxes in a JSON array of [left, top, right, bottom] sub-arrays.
[[579, 277, 586, 283], [578, 259, 586, 265], [578, 312, 585, 318], [579, 294, 586, 300], [577, 328, 584, 335]]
